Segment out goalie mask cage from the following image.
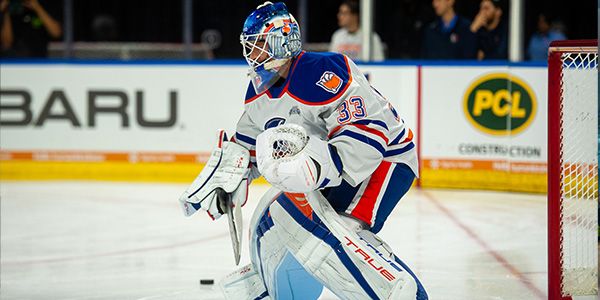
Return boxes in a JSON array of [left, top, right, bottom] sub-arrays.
[[548, 39, 598, 300]]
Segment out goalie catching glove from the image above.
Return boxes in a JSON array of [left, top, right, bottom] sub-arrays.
[[256, 124, 342, 193], [178, 130, 250, 220]]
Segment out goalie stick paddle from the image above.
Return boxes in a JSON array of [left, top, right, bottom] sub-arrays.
[[216, 188, 242, 265]]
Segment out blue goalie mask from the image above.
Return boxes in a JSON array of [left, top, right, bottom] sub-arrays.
[[240, 2, 302, 93]]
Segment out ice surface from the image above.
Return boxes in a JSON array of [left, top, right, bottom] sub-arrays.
[[0, 181, 548, 299]]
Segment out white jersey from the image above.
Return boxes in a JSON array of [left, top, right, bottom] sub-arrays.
[[234, 51, 417, 187], [329, 28, 385, 62]]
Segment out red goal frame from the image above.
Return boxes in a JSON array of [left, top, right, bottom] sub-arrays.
[[547, 39, 598, 300]]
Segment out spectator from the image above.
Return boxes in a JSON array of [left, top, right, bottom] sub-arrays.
[[329, 0, 385, 61], [470, 0, 507, 60], [527, 13, 566, 61], [1, 0, 61, 57], [91, 14, 118, 41], [421, 0, 476, 59]]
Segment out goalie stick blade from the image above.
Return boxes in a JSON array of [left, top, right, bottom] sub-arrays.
[[216, 188, 242, 265], [227, 202, 242, 266], [232, 197, 243, 265]]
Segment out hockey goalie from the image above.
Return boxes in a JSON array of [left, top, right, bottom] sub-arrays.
[[178, 2, 428, 299]]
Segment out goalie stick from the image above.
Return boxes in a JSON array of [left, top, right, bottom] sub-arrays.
[[216, 186, 244, 265]]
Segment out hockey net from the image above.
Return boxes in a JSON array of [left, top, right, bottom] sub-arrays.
[[548, 40, 598, 300]]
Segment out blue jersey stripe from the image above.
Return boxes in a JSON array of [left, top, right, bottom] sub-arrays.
[[275, 194, 380, 300], [385, 142, 415, 157], [353, 119, 389, 131], [236, 132, 257, 146], [333, 130, 386, 156], [328, 144, 344, 175], [390, 129, 406, 145]]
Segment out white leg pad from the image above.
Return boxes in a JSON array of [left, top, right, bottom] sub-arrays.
[[238, 188, 421, 300], [266, 191, 419, 300], [246, 188, 287, 298], [245, 188, 324, 300], [219, 264, 271, 300]]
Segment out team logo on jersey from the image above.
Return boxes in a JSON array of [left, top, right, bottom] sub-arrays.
[[316, 71, 343, 94], [463, 73, 536, 136], [264, 117, 286, 130]]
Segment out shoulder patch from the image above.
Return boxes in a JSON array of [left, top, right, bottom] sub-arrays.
[[286, 52, 352, 105], [316, 71, 343, 94]]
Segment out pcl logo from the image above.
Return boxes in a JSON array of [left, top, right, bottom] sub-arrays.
[[463, 73, 536, 136]]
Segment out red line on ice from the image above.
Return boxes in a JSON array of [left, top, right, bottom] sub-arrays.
[[423, 191, 546, 300], [1, 232, 228, 266]]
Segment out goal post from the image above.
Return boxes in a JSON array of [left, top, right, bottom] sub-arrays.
[[548, 39, 598, 300]]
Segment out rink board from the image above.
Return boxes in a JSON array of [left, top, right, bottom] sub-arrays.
[[419, 65, 547, 193], [0, 150, 205, 182], [0, 61, 547, 192]]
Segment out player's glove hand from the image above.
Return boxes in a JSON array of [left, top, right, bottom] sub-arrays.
[[178, 130, 250, 220], [256, 124, 342, 193]]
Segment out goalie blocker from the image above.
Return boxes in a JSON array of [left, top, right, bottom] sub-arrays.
[[178, 130, 250, 220], [178, 130, 250, 265]]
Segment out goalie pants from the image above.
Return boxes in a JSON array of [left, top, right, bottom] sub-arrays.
[[321, 161, 415, 233]]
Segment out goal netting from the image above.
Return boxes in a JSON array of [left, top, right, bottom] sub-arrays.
[[548, 40, 598, 300]]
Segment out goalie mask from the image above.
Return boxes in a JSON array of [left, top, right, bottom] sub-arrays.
[[240, 2, 302, 94]]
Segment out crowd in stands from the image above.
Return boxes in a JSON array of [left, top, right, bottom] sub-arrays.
[[0, 0, 574, 61], [332, 0, 568, 61]]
